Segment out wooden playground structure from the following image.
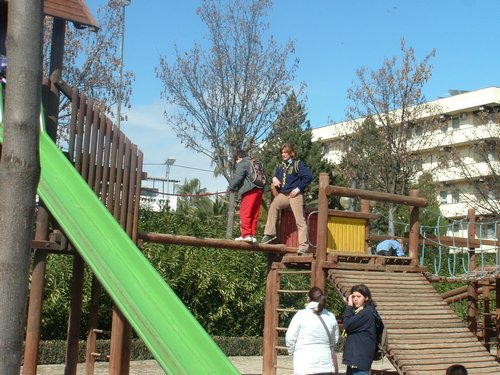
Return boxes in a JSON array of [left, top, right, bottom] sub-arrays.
[[17, 109, 500, 374], [141, 175, 500, 374], [260, 177, 500, 374], [2, 2, 500, 374]]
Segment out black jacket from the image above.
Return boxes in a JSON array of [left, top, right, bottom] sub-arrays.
[[342, 304, 381, 370]]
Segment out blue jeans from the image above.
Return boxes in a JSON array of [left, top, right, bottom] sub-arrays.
[[346, 366, 369, 375]]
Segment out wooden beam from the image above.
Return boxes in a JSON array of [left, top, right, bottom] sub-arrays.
[[64, 253, 85, 375], [23, 207, 50, 375], [312, 173, 329, 290], [325, 209, 379, 221], [138, 232, 297, 254], [409, 190, 420, 260], [325, 185, 428, 207], [441, 285, 469, 300], [443, 287, 484, 304], [262, 257, 280, 375]]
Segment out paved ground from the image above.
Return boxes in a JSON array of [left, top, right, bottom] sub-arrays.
[[29, 354, 396, 374]]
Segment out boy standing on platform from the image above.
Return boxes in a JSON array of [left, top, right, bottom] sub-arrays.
[[228, 150, 264, 242], [261, 143, 312, 254]]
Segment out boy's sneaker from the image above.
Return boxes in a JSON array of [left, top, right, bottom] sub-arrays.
[[261, 234, 277, 244], [297, 245, 309, 254], [251, 236, 258, 243], [235, 236, 254, 242]]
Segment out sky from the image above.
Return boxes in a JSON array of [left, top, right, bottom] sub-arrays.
[[84, 0, 500, 194]]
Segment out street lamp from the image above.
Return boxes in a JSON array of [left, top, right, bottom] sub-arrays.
[[339, 197, 352, 211], [116, 0, 131, 128], [165, 157, 176, 195]]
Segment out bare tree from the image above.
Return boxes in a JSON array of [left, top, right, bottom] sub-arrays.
[[445, 110, 499, 219], [156, 0, 299, 237], [342, 38, 439, 234], [42, 0, 134, 141], [0, 0, 43, 372]]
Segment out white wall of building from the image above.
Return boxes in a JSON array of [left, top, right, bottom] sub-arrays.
[[312, 86, 500, 221]]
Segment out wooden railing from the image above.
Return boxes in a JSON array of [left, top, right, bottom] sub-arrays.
[[54, 78, 143, 241]]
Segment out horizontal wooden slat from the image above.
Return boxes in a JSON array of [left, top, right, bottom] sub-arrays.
[[328, 268, 500, 374]]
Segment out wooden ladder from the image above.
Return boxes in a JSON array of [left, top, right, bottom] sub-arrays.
[[263, 259, 312, 375]]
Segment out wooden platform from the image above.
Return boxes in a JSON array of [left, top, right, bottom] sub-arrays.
[[329, 268, 500, 375], [282, 251, 423, 272]]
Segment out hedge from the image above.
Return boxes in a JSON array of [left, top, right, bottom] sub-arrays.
[[36, 336, 263, 364]]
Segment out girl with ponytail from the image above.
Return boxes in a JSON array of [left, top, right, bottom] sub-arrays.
[[286, 287, 340, 375]]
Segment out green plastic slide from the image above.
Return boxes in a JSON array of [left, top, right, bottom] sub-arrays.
[[0, 90, 239, 374]]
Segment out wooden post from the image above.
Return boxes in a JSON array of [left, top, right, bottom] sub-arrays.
[[64, 253, 85, 375], [467, 209, 478, 336], [262, 255, 280, 375], [483, 285, 491, 352], [468, 208, 477, 270], [361, 199, 370, 253], [85, 276, 102, 375], [497, 280, 500, 360], [23, 207, 49, 375], [496, 223, 500, 360], [109, 309, 132, 375], [46, 17, 65, 140], [408, 190, 420, 262], [312, 173, 329, 290]]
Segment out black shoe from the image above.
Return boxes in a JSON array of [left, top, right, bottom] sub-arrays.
[[261, 234, 277, 244]]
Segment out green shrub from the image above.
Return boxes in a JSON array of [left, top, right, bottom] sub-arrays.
[[36, 337, 263, 364], [212, 336, 262, 356], [37, 340, 67, 364]]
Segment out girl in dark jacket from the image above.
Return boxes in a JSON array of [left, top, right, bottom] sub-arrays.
[[342, 284, 382, 375]]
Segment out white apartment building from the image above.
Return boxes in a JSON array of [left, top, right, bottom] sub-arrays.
[[312, 86, 499, 241], [140, 194, 175, 212], [140, 183, 177, 212]]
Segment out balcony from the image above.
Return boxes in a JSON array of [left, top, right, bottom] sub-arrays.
[[431, 161, 498, 183]]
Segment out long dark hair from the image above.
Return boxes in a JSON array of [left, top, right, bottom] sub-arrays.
[[309, 287, 327, 314], [446, 364, 468, 375], [350, 284, 377, 308]]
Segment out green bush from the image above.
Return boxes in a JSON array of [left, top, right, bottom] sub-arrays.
[[36, 337, 263, 364], [213, 336, 262, 356], [37, 340, 67, 364], [41, 207, 268, 340]]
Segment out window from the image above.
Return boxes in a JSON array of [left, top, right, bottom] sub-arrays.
[[451, 117, 460, 129], [488, 110, 500, 123], [406, 125, 413, 139], [415, 126, 423, 137], [439, 191, 448, 204], [451, 190, 460, 203], [487, 143, 496, 161], [472, 151, 484, 163], [485, 223, 496, 239]]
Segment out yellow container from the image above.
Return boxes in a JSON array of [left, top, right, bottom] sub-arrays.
[[327, 216, 366, 253]]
